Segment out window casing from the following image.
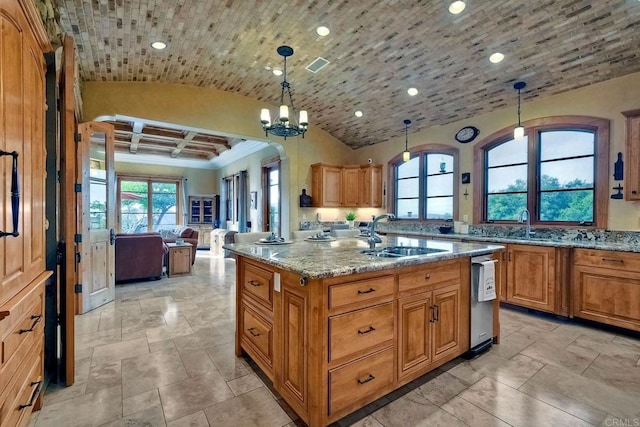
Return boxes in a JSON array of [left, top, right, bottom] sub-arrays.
[[474, 116, 609, 228], [117, 176, 182, 233], [389, 145, 458, 221]]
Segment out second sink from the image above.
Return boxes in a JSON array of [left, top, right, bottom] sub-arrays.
[[361, 246, 447, 257]]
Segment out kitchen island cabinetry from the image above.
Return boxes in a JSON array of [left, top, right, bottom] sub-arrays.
[[573, 249, 640, 332], [397, 258, 466, 382], [231, 237, 500, 427]]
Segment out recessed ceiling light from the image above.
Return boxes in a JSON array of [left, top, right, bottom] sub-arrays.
[[272, 68, 283, 76], [448, 1, 466, 14], [150, 41, 167, 50], [355, 111, 364, 118], [316, 26, 330, 37], [407, 88, 419, 96], [489, 52, 505, 63]]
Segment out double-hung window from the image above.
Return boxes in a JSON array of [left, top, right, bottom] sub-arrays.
[[476, 116, 609, 227], [391, 146, 458, 220]]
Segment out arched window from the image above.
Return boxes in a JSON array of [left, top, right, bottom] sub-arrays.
[[473, 116, 609, 228], [389, 145, 459, 220]]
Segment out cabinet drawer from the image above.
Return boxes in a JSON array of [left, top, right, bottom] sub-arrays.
[[240, 303, 273, 369], [573, 249, 640, 272], [329, 275, 394, 311], [329, 347, 394, 416], [329, 303, 394, 362], [0, 281, 44, 399], [241, 262, 274, 311], [0, 342, 42, 427], [398, 262, 460, 294]]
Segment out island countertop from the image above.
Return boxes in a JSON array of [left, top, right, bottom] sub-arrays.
[[224, 236, 504, 279]]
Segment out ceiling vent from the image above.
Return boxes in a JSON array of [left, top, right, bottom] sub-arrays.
[[305, 57, 330, 73]]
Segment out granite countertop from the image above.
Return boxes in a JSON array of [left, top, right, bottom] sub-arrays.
[[224, 236, 504, 279], [384, 230, 640, 253]]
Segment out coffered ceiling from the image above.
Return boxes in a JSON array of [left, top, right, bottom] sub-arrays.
[[57, 0, 640, 151]]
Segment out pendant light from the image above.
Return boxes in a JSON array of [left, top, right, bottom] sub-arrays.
[[513, 81, 526, 140], [403, 119, 411, 162]]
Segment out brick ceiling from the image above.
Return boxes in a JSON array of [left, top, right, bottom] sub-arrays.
[[57, 0, 640, 150]]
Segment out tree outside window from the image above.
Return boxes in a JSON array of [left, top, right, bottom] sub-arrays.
[[118, 178, 180, 233], [475, 116, 609, 228]]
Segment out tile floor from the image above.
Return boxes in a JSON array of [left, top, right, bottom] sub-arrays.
[[31, 252, 640, 427]]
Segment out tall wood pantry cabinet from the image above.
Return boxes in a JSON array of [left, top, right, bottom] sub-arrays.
[[623, 109, 640, 200], [0, 1, 52, 425]]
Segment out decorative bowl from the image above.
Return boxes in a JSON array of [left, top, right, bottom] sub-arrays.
[[438, 226, 453, 234]]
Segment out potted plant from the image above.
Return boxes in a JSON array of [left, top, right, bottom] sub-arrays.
[[345, 211, 357, 229]]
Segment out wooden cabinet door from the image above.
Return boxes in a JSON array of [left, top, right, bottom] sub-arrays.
[[623, 110, 640, 200], [311, 164, 342, 207], [432, 284, 461, 363], [343, 166, 360, 207], [280, 287, 308, 412], [359, 168, 370, 206], [573, 265, 640, 332], [507, 244, 556, 313], [0, 3, 47, 307], [369, 165, 383, 208], [398, 292, 432, 379]]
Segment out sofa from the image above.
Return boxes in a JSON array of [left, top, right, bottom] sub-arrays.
[[115, 232, 168, 282], [162, 226, 199, 264]]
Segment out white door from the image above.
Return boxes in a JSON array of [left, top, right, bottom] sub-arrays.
[[78, 122, 115, 313]]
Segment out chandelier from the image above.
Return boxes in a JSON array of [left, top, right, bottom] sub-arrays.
[[260, 46, 308, 139]]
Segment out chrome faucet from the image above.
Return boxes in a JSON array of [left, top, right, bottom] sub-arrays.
[[519, 209, 535, 239], [368, 213, 395, 249]]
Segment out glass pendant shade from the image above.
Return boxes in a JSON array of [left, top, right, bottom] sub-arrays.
[[403, 151, 410, 162], [514, 125, 525, 139]]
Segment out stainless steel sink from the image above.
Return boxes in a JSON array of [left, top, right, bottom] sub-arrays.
[[361, 246, 447, 258]]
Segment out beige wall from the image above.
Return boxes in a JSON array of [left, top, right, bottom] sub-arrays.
[[82, 81, 354, 233], [353, 71, 640, 231], [83, 72, 640, 232]]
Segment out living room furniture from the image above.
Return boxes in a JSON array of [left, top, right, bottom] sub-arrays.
[[162, 227, 199, 264], [115, 233, 168, 282], [210, 229, 237, 258], [167, 243, 193, 277]]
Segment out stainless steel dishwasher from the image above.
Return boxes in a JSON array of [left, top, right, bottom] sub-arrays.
[[468, 255, 497, 357]]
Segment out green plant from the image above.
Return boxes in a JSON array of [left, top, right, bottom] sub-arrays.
[[345, 212, 357, 221]]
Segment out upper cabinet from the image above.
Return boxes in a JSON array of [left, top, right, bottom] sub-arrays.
[[623, 109, 640, 200], [189, 195, 216, 224], [311, 163, 382, 208]]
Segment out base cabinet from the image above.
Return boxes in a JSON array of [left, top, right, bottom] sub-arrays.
[[506, 244, 557, 313], [236, 255, 474, 427], [573, 249, 640, 332]]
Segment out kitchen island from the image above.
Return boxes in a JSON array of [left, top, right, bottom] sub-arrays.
[[226, 236, 504, 427]]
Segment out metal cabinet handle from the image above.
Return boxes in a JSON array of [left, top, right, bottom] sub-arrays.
[[434, 305, 439, 322], [19, 314, 42, 334], [248, 280, 261, 287], [19, 380, 42, 410], [0, 150, 19, 238], [357, 374, 375, 385], [602, 258, 624, 264], [357, 287, 375, 294], [430, 306, 435, 323], [247, 327, 261, 337], [357, 326, 376, 335]]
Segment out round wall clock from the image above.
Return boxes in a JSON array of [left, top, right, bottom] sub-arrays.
[[455, 126, 480, 143]]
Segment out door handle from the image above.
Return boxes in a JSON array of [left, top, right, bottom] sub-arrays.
[[0, 151, 19, 238], [110, 229, 116, 245]]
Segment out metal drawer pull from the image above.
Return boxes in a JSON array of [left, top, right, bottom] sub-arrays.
[[0, 150, 19, 238], [602, 258, 624, 263], [434, 305, 439, 322], [247, 327, 261, 337], [357, 326, 376, 335], [357, 287, 375, 295], [19, 380, 42, 410], [248, 280, 261, 287], [430, 306, 435, 323], [19, 315, 42, 334], [357, 374, 375, 385], [424, 273, 431, 280]]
